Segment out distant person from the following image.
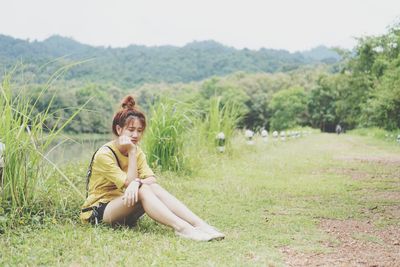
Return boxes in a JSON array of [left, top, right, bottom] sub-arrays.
[[80, 95, 224, 241], [335, 124, 342, 135]]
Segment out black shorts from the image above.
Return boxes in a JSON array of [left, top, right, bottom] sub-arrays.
[[83, 202, 145, 227], [88, 202, 108, 225]]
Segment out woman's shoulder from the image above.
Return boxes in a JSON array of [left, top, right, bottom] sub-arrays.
[[92, 142, 116, 161], [96, 141, 115, 154]]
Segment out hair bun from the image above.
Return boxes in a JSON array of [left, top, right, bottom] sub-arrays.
[[121, 95, 136, 110]]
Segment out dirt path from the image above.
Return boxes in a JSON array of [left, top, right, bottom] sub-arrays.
[[282, 134, 400, 267]]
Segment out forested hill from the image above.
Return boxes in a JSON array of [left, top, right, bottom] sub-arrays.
[[0, 34, 340, 87]]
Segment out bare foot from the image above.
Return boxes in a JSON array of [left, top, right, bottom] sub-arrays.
[[196, 225, 225, 241], [175, 226, 212, 242]]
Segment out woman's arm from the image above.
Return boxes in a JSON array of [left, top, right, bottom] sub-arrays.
[[115, 134, 139, 188], [124, 148, 139, 187], [123, 147, 141, 206], [139, 176, 157, 185]]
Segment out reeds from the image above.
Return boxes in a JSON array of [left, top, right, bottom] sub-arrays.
[[143, 99, 191, 172], [0, 70, 84, 221], [197, 96, 241, 152]]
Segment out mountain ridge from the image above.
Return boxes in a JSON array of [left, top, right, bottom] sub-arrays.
[[0, 34, 340, 87]]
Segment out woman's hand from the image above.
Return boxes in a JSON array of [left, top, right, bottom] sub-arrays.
[[123, 181, 140, 207], [117, 135, 137, 155]]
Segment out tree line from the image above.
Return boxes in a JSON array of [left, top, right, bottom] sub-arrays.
[[134, 23, 400, 132], [2, 23, 399, 133]]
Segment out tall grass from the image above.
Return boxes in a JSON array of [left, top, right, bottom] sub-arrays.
[[143, 97, 241, 173], [178, 96, 242, 174], [196, 96, 241, 152], [0, 70, 85, 227], [143, 99, 191, 172]]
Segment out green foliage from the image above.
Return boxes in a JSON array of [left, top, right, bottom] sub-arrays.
[[196, 96, 241, 152], [69, 84, 117, 133], [3, 23, 400, 134], [0, 75, 44, 209], [0, 71, 84, 228], [134, 67, 330, 132], [349, 127, 400, 142], [197, 77, 249, 118], [361, 60, 400, 130], [0, 35, 339, 88], [307, 75, 339, 131], [336, 22, 400, 131], [269, 87, 308, 131], [24, 83, 123, 134], [335, 74, 373, 129], [143, 99, 191, 172]]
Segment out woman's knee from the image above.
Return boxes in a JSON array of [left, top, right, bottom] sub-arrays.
[[148, 183, 167, 196], [149, 183, 162, 191], [138, 184, 153, 200]]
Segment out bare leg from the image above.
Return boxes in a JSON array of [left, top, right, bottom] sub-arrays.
[[105, 202, 144, 227], [103, 198, 144, 225], [149, 183, 225, 240], [137, 184, 191, 231], [104, 185, 189, 230], [148, 183, 205, 227], [103, 184, 211, 241], [124, 202, 145, 227]]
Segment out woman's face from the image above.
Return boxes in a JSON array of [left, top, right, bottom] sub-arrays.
[[117, 118, 144, 144]]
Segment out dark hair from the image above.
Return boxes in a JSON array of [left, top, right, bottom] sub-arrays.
[[112, 95, 146, 136]]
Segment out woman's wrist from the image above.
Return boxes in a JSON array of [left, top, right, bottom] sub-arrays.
[[126, 179, 140, 189], [135, 178, 143, 188], [141, 176, 157, 185], [128, 147, 137, 155]]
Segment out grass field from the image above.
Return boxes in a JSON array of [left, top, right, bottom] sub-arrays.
[[0, 133, 399, 266]]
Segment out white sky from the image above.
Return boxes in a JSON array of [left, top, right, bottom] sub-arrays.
[[1, 0, 399, 52]]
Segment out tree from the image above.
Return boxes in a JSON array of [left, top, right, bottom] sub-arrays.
[[308, 76, 338, 132], [360, 59, 400, 130], [269, 87, 308, 131]]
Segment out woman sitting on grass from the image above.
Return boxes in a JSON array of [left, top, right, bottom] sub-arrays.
[[80, 95, 224, 241]]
